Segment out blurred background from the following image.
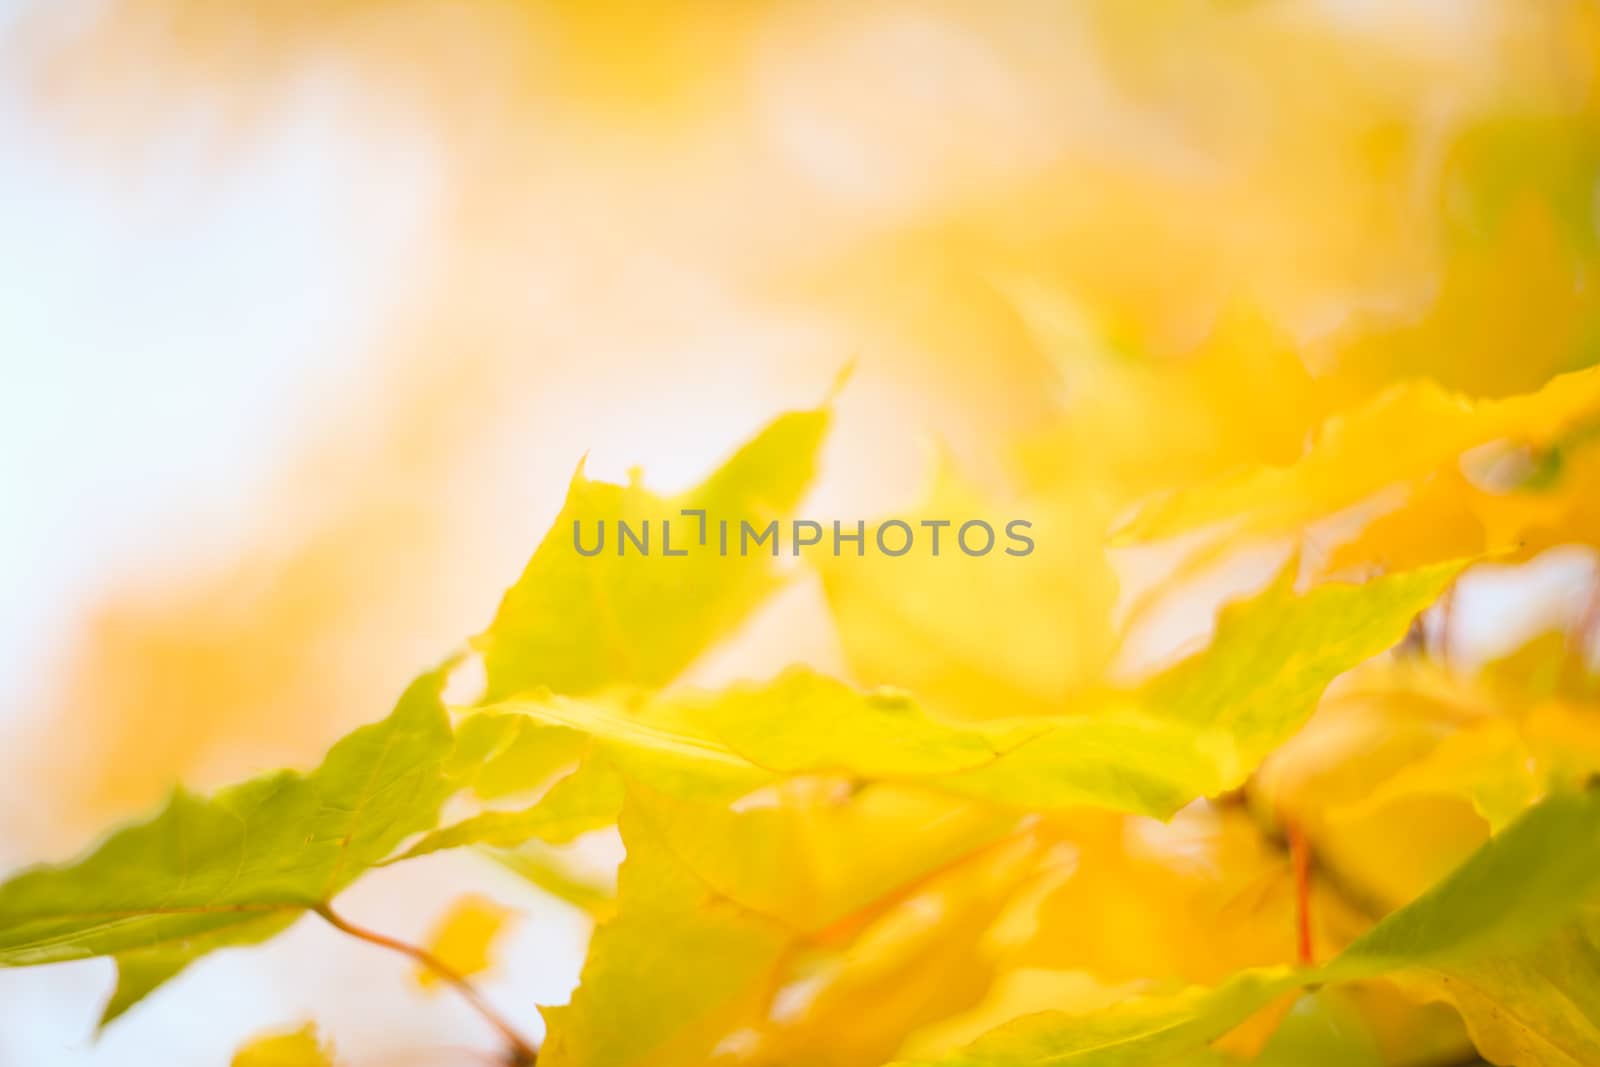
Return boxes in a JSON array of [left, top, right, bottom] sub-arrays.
[[1, 0, 1597, 1063]]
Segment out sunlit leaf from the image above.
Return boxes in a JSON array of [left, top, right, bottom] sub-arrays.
[[749, 835, 1043, 1067], [538, 808, 794, 1067], [1121, 366, 1600, 544], [1388, 910, 1600, 1067], [898, 786, 1600, 1065], [1008, 289, 1328, 504], [542, 787, 1024, 1067], [446, 710, 591, 801], [624, 779, 1016, 936], [485, 561, 1460, 819], [821, 469, 1118, 719], [1260, 658, 1600, 925], [472, 406, 829, 701]]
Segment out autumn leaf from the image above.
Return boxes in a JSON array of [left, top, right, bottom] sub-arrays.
[[0, 409, 1479, 1063], [537, 807, 795, 1067], [901, 970, 1145, 1063], [621, 779, 1016, 937], [540, 785, 1024, 1067], [1121, 365, 1600, 544], [748, 834, 1044, 1067], [897, 785, 1600, 1066], [1258, 655, 1600, 920], [472, 405, 829, 701], [445, 710, 592, 801], [0, 662, 456, 1021], [1321, 437, 1600, 580], [478, 560, 1461, 821], [1006, 286, 1329, 505], [820, 468, 1119, 719]]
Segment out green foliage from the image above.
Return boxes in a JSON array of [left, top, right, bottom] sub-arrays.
[[472, 407, 829, 701], [7, 383, 1600, 1067], [476, 561, 1461, 822], [0, 661, 456, 1018]]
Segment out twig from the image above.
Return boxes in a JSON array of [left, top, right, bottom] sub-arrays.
[[1288, 821, 1314, 966], [314, 903, 538, 1065]]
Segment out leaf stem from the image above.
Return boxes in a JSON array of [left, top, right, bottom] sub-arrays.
[[314, 902, 538, 1065], [1288, 821, 1314, 966], [1565, 575, 1600, 684]]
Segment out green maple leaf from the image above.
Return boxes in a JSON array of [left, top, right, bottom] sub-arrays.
[[0, 661, 456, 1023]]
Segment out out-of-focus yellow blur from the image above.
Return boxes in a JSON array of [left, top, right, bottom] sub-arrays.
[[6, 0, 1596, 844]]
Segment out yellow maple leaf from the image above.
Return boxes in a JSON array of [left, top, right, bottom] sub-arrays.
[[1123, 364, 1600, 545], [232, 1024, 336, 1067], [417, 894, 518, 990], [820, 469, 1118, 720]]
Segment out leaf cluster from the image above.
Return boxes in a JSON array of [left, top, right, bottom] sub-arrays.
[[9, 360, 1600, 1067]]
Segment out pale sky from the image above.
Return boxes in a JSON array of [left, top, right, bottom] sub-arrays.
[[0, 8, 438, 716]]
